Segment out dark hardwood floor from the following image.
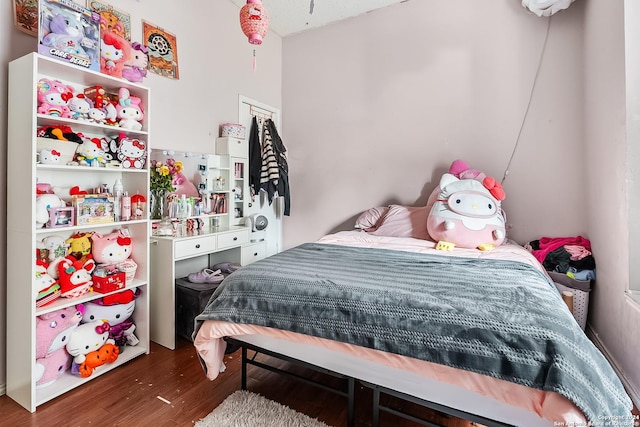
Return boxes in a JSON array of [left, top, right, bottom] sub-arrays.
[[1, 337, 637, 427]]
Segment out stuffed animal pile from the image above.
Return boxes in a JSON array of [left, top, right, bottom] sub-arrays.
[[34, 285, 142, 385]]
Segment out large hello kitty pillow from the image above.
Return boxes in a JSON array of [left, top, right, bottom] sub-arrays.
[[426, 173, 506, 251]]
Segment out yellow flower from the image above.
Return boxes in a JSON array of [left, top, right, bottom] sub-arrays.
[[174, 161, 183, 173], [159, 165, 170, 176]]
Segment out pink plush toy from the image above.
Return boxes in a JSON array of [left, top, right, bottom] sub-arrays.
[[91, 230, 134, 265], [172, 171, 200, 198], [35, 305, 84, 387], [99, 22, 130, 78], [427, 173, 506, 251], [37, 78, 74, 118], [122, 42, 149, 83]]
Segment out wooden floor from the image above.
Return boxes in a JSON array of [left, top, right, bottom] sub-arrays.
[[1, 337, 638, 427], [0, 337, 482, 427]]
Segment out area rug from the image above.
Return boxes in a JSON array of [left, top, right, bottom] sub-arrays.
[[194, 390, 331, 427]]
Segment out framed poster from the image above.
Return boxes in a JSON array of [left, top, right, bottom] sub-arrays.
[[86, 0, 131, 40], [13, 0, 39, 36], [142, 20, 179, 79]]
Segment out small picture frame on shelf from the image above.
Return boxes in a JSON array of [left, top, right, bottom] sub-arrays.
[[48, 206, 75, 228]]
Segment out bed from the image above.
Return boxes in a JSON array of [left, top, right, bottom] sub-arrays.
[[193, 230, 633, 427]]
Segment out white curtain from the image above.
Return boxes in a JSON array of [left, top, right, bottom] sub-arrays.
[[522, 0, 576, 17]]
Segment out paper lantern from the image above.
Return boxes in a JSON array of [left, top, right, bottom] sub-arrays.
[[239, 0, 270, 45]]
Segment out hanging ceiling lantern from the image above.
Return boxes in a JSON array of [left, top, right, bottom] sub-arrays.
[[240, 0, 270, 45]]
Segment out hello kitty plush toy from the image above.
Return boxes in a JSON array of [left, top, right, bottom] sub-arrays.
[[116, 136, 147, 169], [68, 93, 92, 121], [37, 78, 74, 118], [100, 22, 130, 78], [39, 149, 61, 165], [75, 137, 105, 166], [91, 229, 136, 268], [116, 88, 144, 131], [83, 289, 140, 348], [427, 173, 506, 251], [35, 305, 83, 387], [66, 320, 117, 377]]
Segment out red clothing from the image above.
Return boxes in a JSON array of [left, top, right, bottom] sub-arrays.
[[531, 236, 591, 264]]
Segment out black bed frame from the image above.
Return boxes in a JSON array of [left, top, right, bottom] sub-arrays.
[[225, 337, 515, 427]]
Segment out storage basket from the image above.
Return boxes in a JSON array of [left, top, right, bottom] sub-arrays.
[[549, 271, 591, 331], [219, 123, 246, 139], [117, 259, 138, 284], [175, 277, 222, 341], [36, 137, 77, 164]]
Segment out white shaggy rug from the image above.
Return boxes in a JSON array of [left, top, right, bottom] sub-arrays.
[[195, 390, 331, 427]]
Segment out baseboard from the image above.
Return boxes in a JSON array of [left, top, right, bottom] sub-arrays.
[[587, 324, 640, 408]]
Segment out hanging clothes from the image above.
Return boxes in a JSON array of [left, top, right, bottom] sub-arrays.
[[259, 118, 280, 203], [248, 116, 262, 200], [265, 119, 290, 216]]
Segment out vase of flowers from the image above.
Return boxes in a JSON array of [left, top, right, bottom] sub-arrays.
[[150, 158, 183, 219]]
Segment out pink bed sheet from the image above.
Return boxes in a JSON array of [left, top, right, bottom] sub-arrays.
[[193, 231, 587, 425]]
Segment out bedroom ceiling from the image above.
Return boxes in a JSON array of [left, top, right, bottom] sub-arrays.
[[229, 0, 407, 37]]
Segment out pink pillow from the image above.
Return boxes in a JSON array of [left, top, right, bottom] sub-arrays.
[[355, 206, 389, 231], [371, 205, 431, 240]]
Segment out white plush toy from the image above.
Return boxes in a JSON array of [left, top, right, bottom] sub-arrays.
[[35, 194, 66, 228], [39, 235, 69, 279], [66, 321, 113, 365], [39, 149, 61, 164]]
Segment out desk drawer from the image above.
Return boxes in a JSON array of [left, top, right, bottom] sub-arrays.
[[217, 229, 249, 249], [174, 235, 216, 259], [242, 242, 266, 265]]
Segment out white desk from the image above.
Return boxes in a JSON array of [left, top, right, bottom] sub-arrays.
[[149, 226, 250, 349]]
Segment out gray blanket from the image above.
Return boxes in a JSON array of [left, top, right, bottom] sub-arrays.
[[195, 243, 632, 423]]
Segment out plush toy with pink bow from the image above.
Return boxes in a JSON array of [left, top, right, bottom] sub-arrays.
[[83, 289, 140, 348], [91, 229, 137, 271], [116, 88, 144, 131], [426, 160, 507, 251], [122, 42, 149, 83]]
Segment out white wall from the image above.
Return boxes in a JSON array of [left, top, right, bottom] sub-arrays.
[[0, 0, 282, 391], [282, 0, 587, 248], [583, 0, 640, 403]]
